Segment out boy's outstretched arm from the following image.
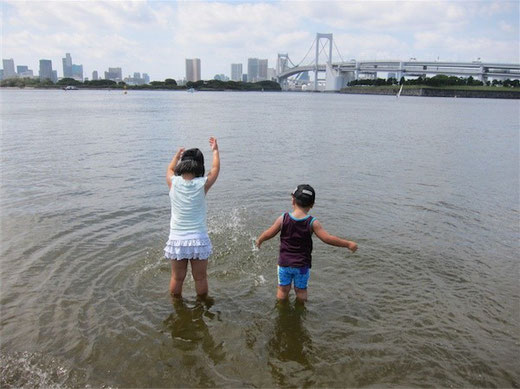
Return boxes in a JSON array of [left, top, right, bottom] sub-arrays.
[[256, 216, 282, 248], [205, 137, 220, 194], [312, 220, 358, 252]]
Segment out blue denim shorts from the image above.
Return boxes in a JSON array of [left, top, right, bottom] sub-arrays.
[[277, 266, 310, 290]]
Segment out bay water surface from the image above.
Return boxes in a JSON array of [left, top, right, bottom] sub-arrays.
[[1, 89, 519, 387]]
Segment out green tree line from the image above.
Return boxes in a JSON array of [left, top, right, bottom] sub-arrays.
[[348, 75, 520, 88], [1, 77, 282, 91]]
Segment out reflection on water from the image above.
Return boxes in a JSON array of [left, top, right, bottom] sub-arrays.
[[163, 297, 225, 385], [268, 300, 315, 387]]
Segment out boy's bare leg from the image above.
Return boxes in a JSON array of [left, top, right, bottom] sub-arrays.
[[294, 287, 308, 302], [170, 260, 188, 298], [190, 259, 209, 298], [277, 285, 291, 300]]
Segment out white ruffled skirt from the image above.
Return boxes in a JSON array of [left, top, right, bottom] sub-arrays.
[[164, 232, 212, 260]]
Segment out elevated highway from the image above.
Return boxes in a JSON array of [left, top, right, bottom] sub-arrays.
[[278, 60, 520, 91]]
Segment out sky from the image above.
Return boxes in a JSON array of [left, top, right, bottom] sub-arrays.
[[1, 0, 519, 81]]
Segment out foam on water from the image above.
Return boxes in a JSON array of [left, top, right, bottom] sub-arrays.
[[0, 352, 83, 389]]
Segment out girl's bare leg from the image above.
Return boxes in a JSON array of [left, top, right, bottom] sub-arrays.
[[190, 259, 208, 298], [277, 285, 291, 300], [170, 259, 188, 298]]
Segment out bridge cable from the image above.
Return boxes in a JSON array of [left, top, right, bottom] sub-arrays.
[[333, 40, 345, 63], [306, 41, 327, 68], [291, 37, 317, 67], [286, 57, 298, 67], [317, 40, 328, 62]]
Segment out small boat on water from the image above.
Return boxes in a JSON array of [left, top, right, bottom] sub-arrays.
[[187, 88, 195, 93], [63, 85, 78, 90]]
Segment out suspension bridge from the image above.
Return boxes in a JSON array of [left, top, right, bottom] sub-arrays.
[[276, 33, 520, 91]]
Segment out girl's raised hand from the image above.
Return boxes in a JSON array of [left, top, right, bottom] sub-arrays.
[[209, 137, 218, 151], [175, 147, 185, 158]]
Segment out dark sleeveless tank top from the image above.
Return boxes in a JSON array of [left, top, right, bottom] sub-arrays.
[[278, 212, 315, 268]]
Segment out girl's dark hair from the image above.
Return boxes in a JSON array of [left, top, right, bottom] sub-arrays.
[[175, 148, 205, 177]]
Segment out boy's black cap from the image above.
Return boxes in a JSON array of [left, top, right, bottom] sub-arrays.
[[292, 184, 315, 206]]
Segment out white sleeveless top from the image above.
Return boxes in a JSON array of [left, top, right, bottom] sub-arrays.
[[169, 176, 207, 236]]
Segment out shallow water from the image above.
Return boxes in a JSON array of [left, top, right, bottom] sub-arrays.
[[1, 89, 519, 388]]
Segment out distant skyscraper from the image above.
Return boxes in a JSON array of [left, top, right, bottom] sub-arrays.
[[39, 59, 53, 81], [52, 70, 58, 83], [185, 58, 201, 82], [17, 65, 33, 78], [123, 72, 149, 85], [231, 63, 242, 82], [258, 59, 268, 81], [92, 70, 99, 80], [247, 58, 259, 82], [2, 59, 16, 79], [71, 64, 83, 81], [267, 68, 276, 81], [105, 67, 122, 82], [62, 53, 72, 78], [19, 69, 34, 78], [242, 74, 248, 83]]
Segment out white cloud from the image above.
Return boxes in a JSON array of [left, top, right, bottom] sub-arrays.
[[5, 0, 169, 32], [414, 31, 519, 62], [499, 20, 516, 33], [296, 1, 469, 32], [334, 32, 411, 61], [1, 0, 518, 80]]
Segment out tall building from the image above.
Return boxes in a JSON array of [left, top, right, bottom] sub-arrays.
[[62, 53, 83, 80], [123, 72, 149, 85], [39, 59, 53, 81], [267, 68, 276, 81], [2, 59, 16, 79], [105, 67, 122, 82], [142, 73, 150, 84], [52, 70, 58, 83], [92, 70, 99, 80], [247, 58, 259, 82], [185, 58, 201, 82], [231, 63, 242, 82], [258, 59, 268, 81], [71, 64, 83, 81], [62, 53, 72, 78], [17, 65, 33, 78]]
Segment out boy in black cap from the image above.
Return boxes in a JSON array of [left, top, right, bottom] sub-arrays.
[[256, 184, 358, 302]]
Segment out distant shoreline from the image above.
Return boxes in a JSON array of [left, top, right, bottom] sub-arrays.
[[340, 86, 520, 99], [2, 85, 519, 99], [0, 86, 281, 92]]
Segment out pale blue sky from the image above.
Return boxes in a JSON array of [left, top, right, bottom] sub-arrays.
[[1, 0, 519, 81]]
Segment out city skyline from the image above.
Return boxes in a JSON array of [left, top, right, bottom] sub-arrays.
[[1, 1, 519, 81], [1, 54, 275, 84]]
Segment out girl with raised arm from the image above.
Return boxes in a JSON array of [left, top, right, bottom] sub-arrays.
[[165, 137, 220, 300]]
